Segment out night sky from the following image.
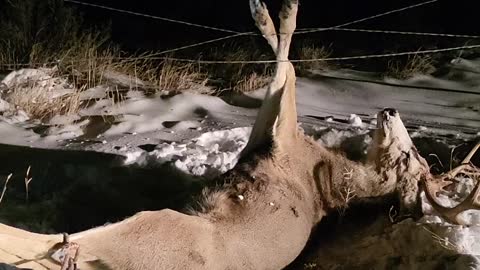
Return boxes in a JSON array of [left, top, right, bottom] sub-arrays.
[[65, 0, 478, 51]]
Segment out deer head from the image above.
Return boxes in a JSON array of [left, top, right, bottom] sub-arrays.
[[368, 107, 480, 223]]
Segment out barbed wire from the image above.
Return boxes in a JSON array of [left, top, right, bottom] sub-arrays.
[[2, 44, 480, 68], [319, 28, 480, 39], [64, 0, 243, 34], [65, 0, 440, 37], [120, 0, 458, 59], [62, 0, 473, 59], [2, 25, 477, 69], [147, 33, 252, 57], [117, 44, 480, 64], [2, 0, 477, 69], [296, 0, 439, 34]]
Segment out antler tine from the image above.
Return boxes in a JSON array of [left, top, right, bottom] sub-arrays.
[[249, 0, 278, 53], [424, 142, 480, 225], [461, 141, 480, 165], [441, 141, 480, 180], [425, 177, 480, 225]]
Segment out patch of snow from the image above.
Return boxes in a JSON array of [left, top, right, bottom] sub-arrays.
[[1, 68, 55, 88], [348, 114, 364, 128], [79, 86, 109, 101], [0, 110, 30, 124], [126, 127, 251, 177], [1, 67, 72, 98], [0, 98, 10, 112], [0, 122, 39, 145]]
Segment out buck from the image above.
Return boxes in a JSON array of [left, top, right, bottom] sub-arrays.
[[1, 0, 479, 269]]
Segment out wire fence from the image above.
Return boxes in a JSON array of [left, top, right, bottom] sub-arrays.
[[3, 44, 479, 69], [1, 0, 479, 69]]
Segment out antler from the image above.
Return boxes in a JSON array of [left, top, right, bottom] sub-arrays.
[[424, 142, 480, 225]]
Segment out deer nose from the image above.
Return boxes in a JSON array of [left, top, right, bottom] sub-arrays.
[[383, 108, 397, 117]]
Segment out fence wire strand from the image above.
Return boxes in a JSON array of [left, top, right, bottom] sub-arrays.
[[296, 0, 439, 34], [1, 0, 477, 68], [64, 0, 242, 34]]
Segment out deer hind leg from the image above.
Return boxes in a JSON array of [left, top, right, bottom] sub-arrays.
[[241, 0, 299, 156]]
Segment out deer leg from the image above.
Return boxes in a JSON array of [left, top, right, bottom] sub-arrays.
[[242, 0, 298, 157]]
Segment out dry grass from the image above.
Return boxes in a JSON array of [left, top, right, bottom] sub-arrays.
[[295, 44, 332, 72], [0, 0, 83, 67], [422, 226, 463, 252], [0, 1, 284, 122], [156, 60, 209, 93], [303, 262, 318, 269], [0, 174, 13, 206], [6, 82, 82, 121], [113, 57, 210, 94], [385, 53, 435, 79], [206, 44, 273, 92], [232, 72, 271, 93], [2, 32, 213, 121]]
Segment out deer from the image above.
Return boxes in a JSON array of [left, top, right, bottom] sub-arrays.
[[0, 1, 382, 269], [2, 0, 479, 269]]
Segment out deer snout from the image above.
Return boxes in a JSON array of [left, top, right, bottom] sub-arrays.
[[382, 108, 398, 119]]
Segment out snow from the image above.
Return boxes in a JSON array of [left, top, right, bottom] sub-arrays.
[[0, 57, 479, 269], [348, 113, 364, 128], [125, 127, 250, 177]]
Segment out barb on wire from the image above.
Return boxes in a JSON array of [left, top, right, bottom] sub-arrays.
[[296, 0, 438, 34], [64, 0, 241, 34]]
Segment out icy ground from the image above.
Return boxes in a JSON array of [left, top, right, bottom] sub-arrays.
[[0, 57, 479, 269]]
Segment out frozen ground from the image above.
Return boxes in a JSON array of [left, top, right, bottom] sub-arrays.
[[0, 57, 479, 269]]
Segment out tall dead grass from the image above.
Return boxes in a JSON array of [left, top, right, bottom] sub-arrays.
[[385, 53, 435, 79], [206, 44, 273, 92], [295, 44, 332, 72], [113, 56, 210, 94], [7, 84, 81, 121]]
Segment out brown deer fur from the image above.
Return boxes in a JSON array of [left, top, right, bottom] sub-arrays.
[[0, 1, 422, 269]]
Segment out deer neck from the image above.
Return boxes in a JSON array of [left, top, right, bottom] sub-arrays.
[[304, 140, 396, 212]]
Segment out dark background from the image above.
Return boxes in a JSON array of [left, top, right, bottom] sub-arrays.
[[63, 0, 479, 55]]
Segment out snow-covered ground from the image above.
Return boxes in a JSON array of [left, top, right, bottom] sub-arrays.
[[0, 57, 479, 269]]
